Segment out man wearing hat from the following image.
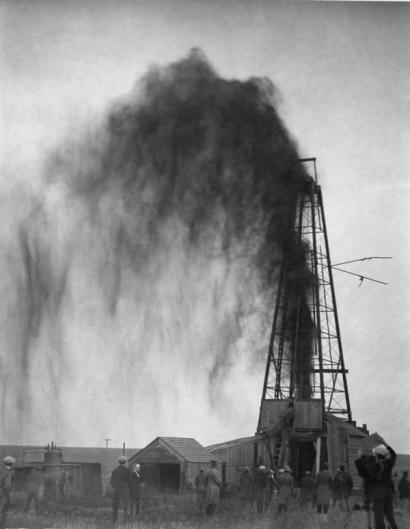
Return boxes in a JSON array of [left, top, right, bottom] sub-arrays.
[[300, 470, 315, 508], [129, 463, 142, 517], [110, 456, 131, 523], [252, 464, 267, 514], [333, 464, 353, 511], [0, 456, 15, 529], [204, 460, 221, 516], [355, 443, 398, 529], [276, 465, 294, 515], [194, 468, 207, 514], [315, 462, 333, 518]]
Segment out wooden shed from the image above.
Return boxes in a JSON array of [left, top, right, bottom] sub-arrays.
[[207, 436, 266, 492], [207, 402, 373, 492], [129, 437, 215, 494]]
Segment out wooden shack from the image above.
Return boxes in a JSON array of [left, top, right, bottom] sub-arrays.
[[129, 437, 215, 493], [208, 399, 372, 491], [207, 436, 264, 492]]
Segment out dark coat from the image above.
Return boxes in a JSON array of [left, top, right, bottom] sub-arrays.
[[129, 471, 142, 497], [300, 476, 316, 498], [355, 445, 396, 500], [316, 469, 333, 504], [111, 465, 131, 495], [253, 468, 267, 490], [239, 469, 254, 499], [277, 473, 294, 503], [334, 471, 353, 498]]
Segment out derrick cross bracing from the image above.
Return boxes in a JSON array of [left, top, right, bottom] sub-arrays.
[[257, 159, 352, 435]]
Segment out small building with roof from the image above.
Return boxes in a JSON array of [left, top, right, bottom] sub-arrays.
[[128, 437, 215, 493], [0, 443, 139, 496]]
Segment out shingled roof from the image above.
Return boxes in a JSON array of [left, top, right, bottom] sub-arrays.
[[131, 437, 215, 463], [161, 437, 215, 462]]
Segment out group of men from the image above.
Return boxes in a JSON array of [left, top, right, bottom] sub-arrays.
[[234, 460, 353, 517], [1, 443, 407, 528], [110, 456, 142, 523]]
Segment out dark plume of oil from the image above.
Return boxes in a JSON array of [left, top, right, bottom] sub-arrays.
[[1, 50, 316, 444]]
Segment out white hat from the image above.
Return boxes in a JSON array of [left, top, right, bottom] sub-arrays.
[[372, 444, 390, 459], [258, 465, 266, 470], [279, 468, 285, 473], [3, 456, 16, 465]]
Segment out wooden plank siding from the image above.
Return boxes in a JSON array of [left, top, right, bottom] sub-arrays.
[[325, 414, 367, 491], [208, 437, 274, 489]]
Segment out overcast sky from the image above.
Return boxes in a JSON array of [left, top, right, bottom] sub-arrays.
[[1, 0, 409, 452]]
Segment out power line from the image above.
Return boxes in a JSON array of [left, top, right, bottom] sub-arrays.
[[331, 266, 388, 286], [332, 256, 393, 266]]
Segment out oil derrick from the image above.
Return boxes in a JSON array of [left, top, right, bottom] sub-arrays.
[[256, 159, 352, 476]]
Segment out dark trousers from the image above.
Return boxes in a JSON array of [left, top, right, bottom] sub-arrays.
[[206, 503, 216, 516], [277, 503, 288, 514], [255, 490, 264, 513], [0, 494, 10, 529], [112, 492, 129, 521], [372, 497, 398, 529], [317, 503, 329, 514], [129, 494, 141, 516]]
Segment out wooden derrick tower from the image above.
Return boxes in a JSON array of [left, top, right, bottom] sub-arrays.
[[257, 159, 352, 476]]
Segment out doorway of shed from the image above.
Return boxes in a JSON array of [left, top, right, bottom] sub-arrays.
[[159, 464, 180, 493], [291, 441, 316, 482]]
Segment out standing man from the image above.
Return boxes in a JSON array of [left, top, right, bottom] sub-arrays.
[[204, 460, 221, 516], [0, 456, 15, 529], [57, 466, 70, 499], [265, 469, 276, 509], [333, 464, 353, 511], [315, 462, 333, 519], [355, 443, 398, 529], [239, 466, 254, 508], [129, 463, 142, 517], [300, 470, 316, 508], [194, 468, 207, 514], [23, 465, 43, 514], [276, 466, 294, 515], [253, 464, 267, 514], [111, 456, 131, 523]]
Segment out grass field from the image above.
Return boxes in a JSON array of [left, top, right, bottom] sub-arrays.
[[5, 494, 410, 529]]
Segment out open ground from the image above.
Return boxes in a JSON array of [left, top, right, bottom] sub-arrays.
[[5, 494, 410, 529]]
